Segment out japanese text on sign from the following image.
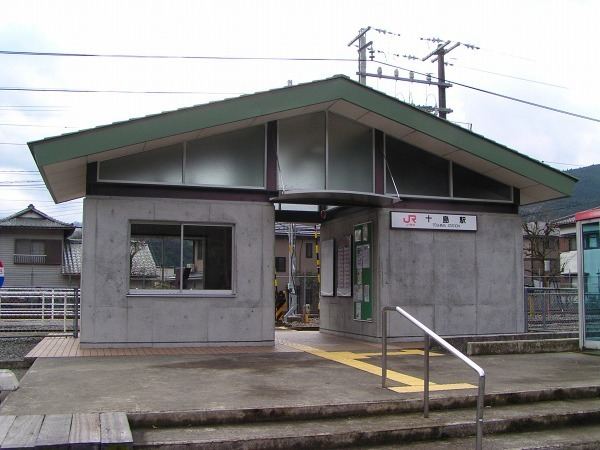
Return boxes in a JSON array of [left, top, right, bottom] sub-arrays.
[[391, 212, 477, 231]]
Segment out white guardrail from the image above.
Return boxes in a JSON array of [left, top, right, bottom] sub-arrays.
[[0, 287, 80, 332]]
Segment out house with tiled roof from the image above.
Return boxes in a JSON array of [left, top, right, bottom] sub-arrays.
[[0, 204, 157, 288], [0, 204, 76, 287]]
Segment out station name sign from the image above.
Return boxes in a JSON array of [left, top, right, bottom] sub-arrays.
[[391, 212, 477, 231]]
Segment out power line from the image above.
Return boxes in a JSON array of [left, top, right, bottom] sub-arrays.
[[0, 87, 246, 95], [0, 105, 68, 108], [541, 161, 588, 167], [373, 59, 600, 123], [455, 64, 566, 89], [0, 108, 67, 112], [0, 49, 357, 63], [0, 123, 77, 128]]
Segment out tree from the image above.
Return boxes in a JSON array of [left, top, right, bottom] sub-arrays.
[[522, 221, 562, 287]]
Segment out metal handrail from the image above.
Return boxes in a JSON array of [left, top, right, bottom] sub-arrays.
[[382, 306, 485, 450]]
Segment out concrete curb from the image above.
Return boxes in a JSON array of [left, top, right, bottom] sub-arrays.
[[132, 408, 600, 449], [432, 332, 578, 353], [0, 359, 33, 369], [127, 385, 600, 428], [467, 338, 579, 356]]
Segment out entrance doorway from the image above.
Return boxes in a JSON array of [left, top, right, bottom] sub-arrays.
[[274, 222, 320, 328], [578, 217, 600, 349]]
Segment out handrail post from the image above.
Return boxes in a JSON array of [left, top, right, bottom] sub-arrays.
[[476, 374, 485, 450], [423, 333, 430, 418], [381, 307, 388, 388], [381, 306, 485, 450]]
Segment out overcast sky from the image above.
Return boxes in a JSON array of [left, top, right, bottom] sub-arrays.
[[1, 0, 598, 223]]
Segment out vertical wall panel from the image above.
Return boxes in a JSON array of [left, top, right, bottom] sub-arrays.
[[328, 113, 373, 192], [278, 112, 326, 191], [99, 144, 183, 184], [186, 126, 265, 187]]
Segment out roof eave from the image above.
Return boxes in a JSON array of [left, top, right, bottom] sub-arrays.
[[28, 75, 577, 203]]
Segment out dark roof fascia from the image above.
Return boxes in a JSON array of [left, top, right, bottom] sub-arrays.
[[0, 225, 74, 231], [28, 75, 576, 196]]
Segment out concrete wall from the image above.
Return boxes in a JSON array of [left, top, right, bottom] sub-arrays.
[[320, 208, 380, 339], [80, 196, 275, 347], [320, 207, 524, 340], [0, 230, 72, 288]]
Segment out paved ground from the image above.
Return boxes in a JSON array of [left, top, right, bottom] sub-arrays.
[[1, 330, 599, 416]]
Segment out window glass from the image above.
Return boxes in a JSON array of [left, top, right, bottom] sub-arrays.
[[184, 225, 232, 290], [584, 228, 599, 250], [452, 163, 512, 201], [129, 223, 232, 292], [186, 126, 265, 187], [130, 224, 181, 290], [14, 239, 61, 265], [275, 256, 286, 273], [99, 144, 183, 184], [385, 136, 450, 196], [327, 113, 373, 192], [278, 112, 326, 190], [568, 236, 577, 251], [305, 242, 313, 259]]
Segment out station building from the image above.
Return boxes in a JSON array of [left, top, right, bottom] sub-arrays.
[[28, 76, 576, 347]]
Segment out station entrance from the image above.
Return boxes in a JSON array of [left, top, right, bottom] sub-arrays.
[[576, 208, 600, 349]]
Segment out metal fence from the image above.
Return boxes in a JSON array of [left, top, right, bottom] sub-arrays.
[[275, 274, 320, 319], [524, 275, 578, 289], [0, 287, 80, 334], [525, 287, 578, 332]]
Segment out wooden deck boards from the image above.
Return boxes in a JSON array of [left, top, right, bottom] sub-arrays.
[[0, 412, 132, 449], [26, 336, 291, 359]]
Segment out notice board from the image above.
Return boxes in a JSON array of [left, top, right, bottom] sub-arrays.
[[336, 235, 352, 297], [353, 222, 373, 321], [320, 239, 334, 296]]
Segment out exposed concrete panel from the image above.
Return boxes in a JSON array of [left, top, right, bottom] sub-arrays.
[[80, 196, 275, 347], [320, 208, 379, 339], [320, 207, 524, 340]]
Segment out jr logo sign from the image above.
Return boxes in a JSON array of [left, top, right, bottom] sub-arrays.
[[402, 214, 417, 224], [391, 212, 477, 231]]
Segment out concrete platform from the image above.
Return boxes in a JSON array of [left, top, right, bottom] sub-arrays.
[[1, 330, 599, 417]]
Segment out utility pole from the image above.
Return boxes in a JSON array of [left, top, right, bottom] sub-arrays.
[[348, 29, 478, 118], [421, 40, 460, 119], [348, 27, 372, 85]]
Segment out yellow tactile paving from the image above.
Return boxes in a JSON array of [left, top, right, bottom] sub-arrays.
[[278, 339, 476, 393]]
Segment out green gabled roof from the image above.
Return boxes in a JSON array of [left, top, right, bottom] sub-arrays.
[[28, 75, 576, 203]]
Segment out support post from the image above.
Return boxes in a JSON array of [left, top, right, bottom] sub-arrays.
[[424, 334, 430, 418], [63, 293, 67, 332], [72, 288, 79, 338], [476, 375, 486, 450], [381, 307, 388, 387]]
